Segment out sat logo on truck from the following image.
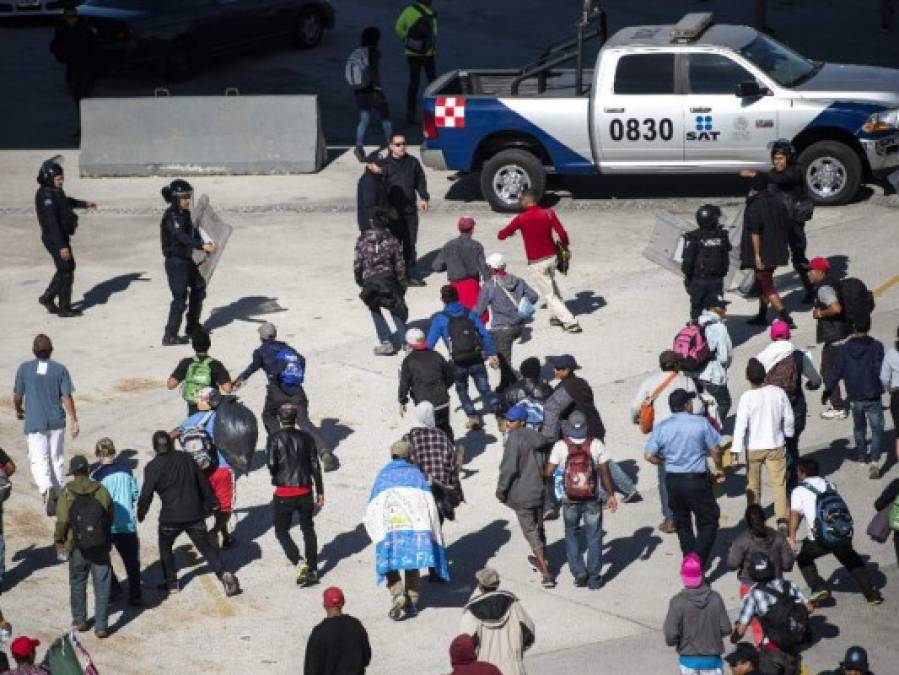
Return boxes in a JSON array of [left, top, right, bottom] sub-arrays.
[[435, 97, 466, 128], [687, 115, 720, 141]]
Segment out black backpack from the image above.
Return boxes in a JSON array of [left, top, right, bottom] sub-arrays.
[[69, 491, 110, 553], [446, 312, 482, 364], [405, 4, 435, 54], [758, 582, 810, 653], [693, 229, 730, 278], [837, 278, 875, 327]]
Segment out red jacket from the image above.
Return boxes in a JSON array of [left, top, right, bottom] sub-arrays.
[[497, 205, 569, 263]]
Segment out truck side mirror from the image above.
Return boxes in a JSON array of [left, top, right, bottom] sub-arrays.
[[735, 81, 763, 98]]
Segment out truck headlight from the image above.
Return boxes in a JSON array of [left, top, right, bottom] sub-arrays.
[[863, 108, 899, 133]]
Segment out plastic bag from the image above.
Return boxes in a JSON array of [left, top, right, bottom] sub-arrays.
[[213, 395, 258, 475], [43, 630, 100, 675]]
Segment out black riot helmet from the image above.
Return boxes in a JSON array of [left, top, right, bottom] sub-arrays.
[[770, 138, 797, 164], [695, 203, 722, 229], [37, 156, 64, 187], [161, 179, 194, 206]]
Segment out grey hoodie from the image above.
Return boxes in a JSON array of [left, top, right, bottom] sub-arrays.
[[475, 273, 539, 330], [881, 346, 899, 392], [663, 585, 731, 657], [726, 526, 795, 584]]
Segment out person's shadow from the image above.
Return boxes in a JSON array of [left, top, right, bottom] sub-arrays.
[[458, 432, 497, 465], [318, 523, 371, 577], [2, 544, 59, 592], [602, 526, 664, 583], [568, 291, 606, 318], [319, 418, 354, 453], [73, 272, 149, 311], [203, 296, 287, 333]]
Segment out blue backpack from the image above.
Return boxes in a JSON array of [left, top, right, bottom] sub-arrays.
[[803, 480, 853, 547], [275, 345, 304, 388]]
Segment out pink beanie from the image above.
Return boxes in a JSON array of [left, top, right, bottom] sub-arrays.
[[769, 319, 791, 341], [680, 552, 704, 588]]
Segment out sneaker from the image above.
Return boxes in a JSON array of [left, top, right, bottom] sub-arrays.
[[746, 315, 768, 327], [573, 573, 588, 587], [869, 464, 881, 480], [658, 519, 677, 534], [623, 490, 641, 504], [866, 591, 884, 605], [161, 334, 189, 346], [353, 145, 366, 162], [320, 452, 340, 472], [541, 576, 557, 589], [549, 317, 563, 327], [373, 341, 396, 356], [809, 588, 831, 605], [221, 572, 240, 597], [38, 295, 59, 314], [295, 560, 311, 585], [403, 600, 419, 619], [303, 571, 320, 587], [465, 416, 482, 431], [57, 307, 83, 318], [820, 407, 848, 420], [562, 322, 583, 334], [587, 578, 604, 591], [94, 629, 109, 639], [388, 594, 406, 621]]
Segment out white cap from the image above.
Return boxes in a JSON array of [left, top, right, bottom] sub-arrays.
[[405, 328, 426, 345], [486, 253, 506, 269]]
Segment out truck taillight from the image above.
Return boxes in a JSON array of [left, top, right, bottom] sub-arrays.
[[423, 111, 438, 140]]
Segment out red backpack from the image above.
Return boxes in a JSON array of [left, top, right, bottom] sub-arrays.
[[563, 437, 597, 501], [673, 323, 711, 372]]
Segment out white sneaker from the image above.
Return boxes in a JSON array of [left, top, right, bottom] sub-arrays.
[[820, 407, 848, 420]]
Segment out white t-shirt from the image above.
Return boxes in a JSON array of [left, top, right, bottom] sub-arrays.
[[790, 476, 831, 541]]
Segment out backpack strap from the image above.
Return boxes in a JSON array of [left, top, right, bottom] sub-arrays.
[[800, 480, 821, 497]]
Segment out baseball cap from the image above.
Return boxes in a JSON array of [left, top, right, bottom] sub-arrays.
[[668, 389, 695, 412], [725, 642, 759, 666], [258, 322, 277, 339], [504, 404, 529, 422], [659, 349, 680, 371], [457, 216, 476, 231], [808, 256, 831, 273], [769, 319, 791, 341], [67, 454, 89, 475], [322, 586, 345, 608], [390, 439, 412, 459], [10, 636, 40, 660], [680, 552, 703, 588], [704, 294, 730, 310], [550, 354, 580, 371], [485, 252, 506, 269], [561, 410, 588, 440], [405, 327, 426, 346], [475, 567, 500, 590]]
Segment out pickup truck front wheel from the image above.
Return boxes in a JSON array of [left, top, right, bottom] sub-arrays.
[[799, 141, 862, 206], [480, 149, 546, 212]]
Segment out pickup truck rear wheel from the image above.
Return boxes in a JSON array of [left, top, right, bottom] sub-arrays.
[[480, 149, 546, 212], [798, 141, 862, 206]]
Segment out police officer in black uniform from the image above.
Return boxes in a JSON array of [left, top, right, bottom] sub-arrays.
[[160, 180, 215, 346], [35, 158, 96, 317], [681, 204, 731, 323]]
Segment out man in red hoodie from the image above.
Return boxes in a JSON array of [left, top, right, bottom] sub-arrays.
[[497, 191, 582, 333], [449, 634, 502, 675]]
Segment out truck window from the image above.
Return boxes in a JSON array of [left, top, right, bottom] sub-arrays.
[[687, 53, 752, 94], [613, 54, 675, 95]]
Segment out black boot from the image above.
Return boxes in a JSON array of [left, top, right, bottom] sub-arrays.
[[38, 294, 59, 314], [162, 334, 189, 346]]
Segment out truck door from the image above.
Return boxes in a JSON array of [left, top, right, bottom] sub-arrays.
[[595, 52, 685, 169], [683, 52, 781, 166]]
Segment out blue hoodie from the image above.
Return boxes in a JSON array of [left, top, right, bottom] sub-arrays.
[[426, 302, 497, 357], [91, 460, 139, 534], [826, 334, 885, 402]]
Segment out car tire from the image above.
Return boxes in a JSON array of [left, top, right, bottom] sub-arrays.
[[164, 40, 198, 82], [295, 7, 324, 49], [480, 149, 546, 213], [798, 140, 863, 206]]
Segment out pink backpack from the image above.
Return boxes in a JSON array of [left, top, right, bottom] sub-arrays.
[[673, 323, 711, 372]]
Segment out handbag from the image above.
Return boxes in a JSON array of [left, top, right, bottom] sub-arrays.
[[555, 241, 571, 275], [638, 372, 677, 434], [497, 279, 535, 320]]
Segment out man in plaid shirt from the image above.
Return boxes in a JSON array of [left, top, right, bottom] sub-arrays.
[[406, 401, 460, 498]]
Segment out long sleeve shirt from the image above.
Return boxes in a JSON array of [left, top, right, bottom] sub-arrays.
[[497, 206, 569, 263], [426, 302, 497, 357], [432, 235, 489, 282], [731, 385, 795, 456]]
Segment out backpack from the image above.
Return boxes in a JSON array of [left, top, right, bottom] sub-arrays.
[[757, 582, 810, 652], [345, 47, 372, 89], [764, 350, 802, 403], [182, 356, 213, 403], [69, 490, 110, 552], [562, 437, 597, 501], [275, 344, 305, 388], [446, 312, 482, 364], [693, 229, 730, 278], [837, 278, 875, 327], [404, 4, 435, 55], [803, 480, 854, 547], [673, 323, 711, 372], [639, 372, 677, 434], [180, 412, 217, 471], [519, 397, 544, 431]]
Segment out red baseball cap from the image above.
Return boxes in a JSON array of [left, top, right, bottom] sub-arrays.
[[457, 216, 476, 231], [322, 586, 345, 608], [808, 256, 830, 273], [10, 636, 40, 660]]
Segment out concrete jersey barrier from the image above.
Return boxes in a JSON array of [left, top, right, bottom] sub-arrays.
[[79, 95, 326, 177]]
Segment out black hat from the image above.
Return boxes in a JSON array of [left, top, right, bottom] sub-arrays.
[[748, 551, 776, 582], [695, 204, 722, 229], [668, 388, 695, 412], [37, 157, 64, 187], [725, 642, 759, 666], [704, 294, 730, 310], [840, 646, 870, 673], [550, 354, 580, 371], [67, 454, 89, 475]]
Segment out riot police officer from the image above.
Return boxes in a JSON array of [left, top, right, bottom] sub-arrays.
[[160, 180, 215, 346], [681, 204, 731, 323], [35, 157, 96, 317]]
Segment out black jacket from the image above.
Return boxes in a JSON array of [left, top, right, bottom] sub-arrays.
[[398, 348, 453, 407], [303, 614, 371, 675], [681, 227, 731, 281], [379, 154, 430, 214], [765, 166, 805, 202], [740, 190, 790, 270], [137, 450, 217, 524], [501, 376, 552, 414], [50, 19, 97, 72], [825, 335, 885, 402], [357, 167, 389, 230], [542, 375, 606, 441], [267, 427, 324, 494], [814, 278, 851, 345], [160, 205, 204, 260], [875, 478, 899, 512], [35, 186, 85, 250]]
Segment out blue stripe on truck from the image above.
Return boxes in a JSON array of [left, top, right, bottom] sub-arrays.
[[802, 101, 887, 140]]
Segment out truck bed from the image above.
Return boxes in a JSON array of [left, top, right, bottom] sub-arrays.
[[434, 68, 592, 98]]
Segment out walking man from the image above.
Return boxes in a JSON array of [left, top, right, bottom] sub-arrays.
[[399, 327, 455, 439], [697, 294, 734, 430], [167, 329, 232, 415], [35, 158, 96, 317], [645, 389, 724, 568], [351, 26, 393, 161], [54, 455, 113, 638], [304, 587, 372, 675], [13, 334, 78, 515], [682, 204, 731, 323], [407, 401, 461, 524], [267, 404, 324, 586], [498, 190, 581, 333], [433, 216, 490, 323], [395, 0, 437, 124], [808, 256, 850, 419], [233, 323, 338, 471]]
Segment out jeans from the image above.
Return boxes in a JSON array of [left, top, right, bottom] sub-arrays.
[[69, 547, 111, 631], [371, 308, 407, 345], [702, 382, 732, 431], [796, 538, 875, 597], [686, 278, 723, 324], [528, 256, 575, 325], [562, 501, 603, 586], [272, 494, 318, 568], [111, 532, 142, 601], [851, 399, 884, 463], [405, 55, 436, 119], [158, 520, 225, 586], [659, 464, 673, 521], [355, 108, 392, 148], [490, 325, 522, 393], [262, 385, 332, 457], [746, 447, 789, 523], [164, 256, 206, 338], [608, 460, 637, 496], [453, 361, 497, 416], [666, 473, 720, 569], [42, 239, 76, 309], [821, 343, 845, 409], [785, 397, 807, 492]]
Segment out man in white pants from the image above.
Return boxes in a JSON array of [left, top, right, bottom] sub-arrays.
[[13, 334, 78, 515]]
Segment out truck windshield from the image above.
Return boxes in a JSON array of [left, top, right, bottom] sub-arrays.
[[739, 34, 818, 88]]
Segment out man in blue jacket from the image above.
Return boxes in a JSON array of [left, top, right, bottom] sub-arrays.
[[427, 285, 499, 430], [824, 316, 886, 479]]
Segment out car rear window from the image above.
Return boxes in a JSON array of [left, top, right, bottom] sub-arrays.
[[614, 54, 675, 95]]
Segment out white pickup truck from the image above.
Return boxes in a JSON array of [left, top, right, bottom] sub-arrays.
[[420, 8, 899, 211]]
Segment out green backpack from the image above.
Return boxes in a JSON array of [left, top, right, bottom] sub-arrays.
[[889, 494, 899, 531], [182, 356, 213, 403]]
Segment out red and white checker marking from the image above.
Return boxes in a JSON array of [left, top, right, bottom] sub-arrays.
[[435, 96, 466, 128]]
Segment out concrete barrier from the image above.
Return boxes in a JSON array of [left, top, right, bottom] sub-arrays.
[[79, 95, 327, 177]]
